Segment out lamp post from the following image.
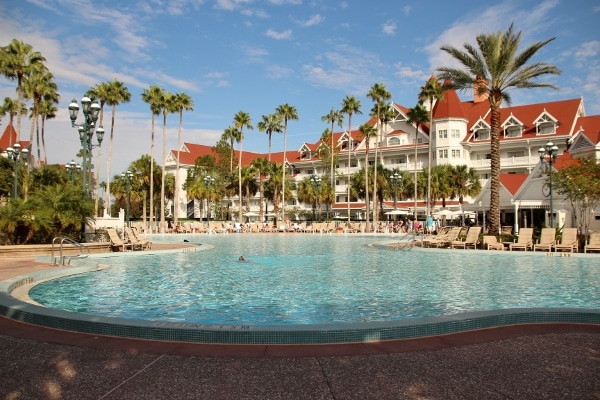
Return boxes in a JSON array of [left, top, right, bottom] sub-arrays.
[[121, 170, 134, 228], [65, 160, 81, 185], [204, 175, 215, 227], [6, 143, 29, 199], [538, 140, 559, 228], [311, 175, 322, 222], [68, 97, 104, 198], [479, 200, 486, 234], [390, 172, 400, 210]]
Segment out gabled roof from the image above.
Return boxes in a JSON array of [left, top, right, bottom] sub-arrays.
[[499, 173, 528, 196], [0, 122, 31, 152], [574, 115, 600, 145], [432, 87, 469, 120]]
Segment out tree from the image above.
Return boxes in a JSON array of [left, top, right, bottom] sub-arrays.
[[101, 79, 131, 218], [418, 77, 445, 216], [37, 99, 57, 165], [275, 104, 299, 223], [221, 126, 240, 174], [159, 90, 175, 231], [233, 111, 253, 223], [0, 39, 46, 142], [437, 23, 560, 235], [251, 157, 272, 222], [257, 113, 283, 162], [320, 107, 343, 191], [358, 122, 376, 231], [24, 66, 58, 163], [366, 83, 391, 227], [341, 95, 362, 222], [406, 104, 429, 220], [1, 97, 27, 144], [172, 92, 194, 225]]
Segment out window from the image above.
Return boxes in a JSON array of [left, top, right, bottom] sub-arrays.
[[388, 137, 400, 146], [438, 149, 448, 159], [451, 129, 461, 138], [306, 169, 314, 175], [451, 149, 461, 158], [507, 151, 524, 158], [474, 130, 490, 140], [350, 160, 358, 167], [438, 129, 447, 139]]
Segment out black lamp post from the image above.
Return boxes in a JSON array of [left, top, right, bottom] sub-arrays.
[[121, 170, 134, 228], [538, 140, 559, 228], [311, 175, 322, 222], [390, 172, 400, 210], [204, 175, 215, 226], [479, 200, 486, 234], [68, 97, 104, 198], [6, 143, 29, 199]]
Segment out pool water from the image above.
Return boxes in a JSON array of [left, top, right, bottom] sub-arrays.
[[29, 234, 600, 326]]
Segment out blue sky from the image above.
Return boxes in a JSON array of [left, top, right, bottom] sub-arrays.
[[0, 0, 599, 182]]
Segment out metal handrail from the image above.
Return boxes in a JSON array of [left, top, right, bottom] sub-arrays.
[[51, 237, 90, 265]]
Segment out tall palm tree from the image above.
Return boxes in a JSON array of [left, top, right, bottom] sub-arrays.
[[38, 99, 57, 165], [251, 157, 272, 222], [437, 23, 560, 235], [233, 111, 253, 224], [102, 79, 131, 216], [221, 126, 240, 173], [24, 66, 58, 163], [257, 113, 283, 162], [418, 77, 445, 216], [451, 164, 482, 205], [406, 104, 429, 221], [358, 122, 376, 231], [0, 39, 46, 142], [275, 103, 299, 223], [140, 85, 163, 231], [159, 90, 175, 232], [366, 83, 391, 227], [172, 92, 194, 226], [86, 81, 110, 216], [320, 108, 344, 190], [341, 95, 362, 223], [129, 155, 153, 229]]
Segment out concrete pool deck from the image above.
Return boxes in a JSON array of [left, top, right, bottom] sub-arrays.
[[0, 244, 599, 398]]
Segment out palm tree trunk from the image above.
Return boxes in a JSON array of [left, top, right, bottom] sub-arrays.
[[238, 129, 243, 224], [105, 106, 116, 217], [372, 124, 379, 227], [149, 117, 155, 232], [347, 115, 352, 224], [364, 146, 370, 232], [281, 122, 287, 224], [174, 110, 182, 226], [160, 113, 167, 233]]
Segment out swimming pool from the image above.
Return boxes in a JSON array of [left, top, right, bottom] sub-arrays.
[[3, 234, 600, 344]]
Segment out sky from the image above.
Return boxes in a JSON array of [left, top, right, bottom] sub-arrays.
[[0, 0, 599, 184]]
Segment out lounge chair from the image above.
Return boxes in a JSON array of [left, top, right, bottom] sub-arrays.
[[483, 235, 504, 250], [422, 226, 450, 248], [429, 227, 461, 248], [584, 232, 600, 253], [554, 228, 578, 253], [501, 226, 513, 236], [509, 228, 534, 251], [451, 226, 481, 249], [533, 228, 556, 252], [126, 227, 152, 250], [106, 228, 132, 252]]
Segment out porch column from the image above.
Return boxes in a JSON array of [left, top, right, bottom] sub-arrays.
[[513, 200, 519, 236]]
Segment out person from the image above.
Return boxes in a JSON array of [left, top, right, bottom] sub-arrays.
[[239, 255, 246, 261]]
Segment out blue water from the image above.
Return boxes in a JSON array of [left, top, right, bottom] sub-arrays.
[[29, 234, 600, 325]]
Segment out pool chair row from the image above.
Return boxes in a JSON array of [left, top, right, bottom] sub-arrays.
[[106, 228, 152, 251], [499, 227, 581, 253], [422, 226, 482, 249]]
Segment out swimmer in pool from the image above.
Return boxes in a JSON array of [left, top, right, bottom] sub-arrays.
[[239, 256, 246, 261]]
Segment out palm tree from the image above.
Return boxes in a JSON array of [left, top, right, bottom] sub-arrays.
[[257, 113, 283, 162], [221, 126, 240, 173], [0, 39, 46, 142], [239, 165, 258, 214], [320, 108, 344, 190], [233, 111, 253, 224], [451, 164, 482, 206], [341, 95, 362, 223], [366, 83, 391, 227], [129, 155, 153, 229], [437, 23, 560, 234], [275, 103, 299, 223], [24, 66, 58, 162], [172, 92, 194, 226], [140, 85, 163, 231], [86, 81, 110, 216], [102, 79, 131, 217], [406, 104, 429, 221], [38, 99, 57, 165], [251, 157, 272, 222], [1, 97, 27, 144], [419, 77, 445, 216], [159, 90, 175, 232], [358, 122, 376, 231]]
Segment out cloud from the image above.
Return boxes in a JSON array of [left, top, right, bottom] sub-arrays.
[[382, 19, 396, 36], [297, 14, 323, 27], [242, 45, 269, 62], [214, 0, 251, 11], [268, 0, 302, 5], [393, 62, 430, 86], [266, 29, 292, 40], [266, 65, 294, 79]]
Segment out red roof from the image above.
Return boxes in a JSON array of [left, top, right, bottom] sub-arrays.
[[0, 122, 31, 153], [499, 173, 528, 196], [575, 115, 600, 144]]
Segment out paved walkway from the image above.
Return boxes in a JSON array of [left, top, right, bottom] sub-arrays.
[[0, 247, 598, 399]]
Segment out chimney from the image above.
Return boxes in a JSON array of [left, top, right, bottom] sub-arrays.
[[474, 76, 489, 103]]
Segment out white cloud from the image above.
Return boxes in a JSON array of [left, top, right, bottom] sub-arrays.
[[242, 45, 269, 62], [382, 20, 396, 36], [297, 14, 323, 27], [268, 0, 302, 5], [266, 29, 292, 40], [215, 0, 251, 11], [266, 65, 294, 79]]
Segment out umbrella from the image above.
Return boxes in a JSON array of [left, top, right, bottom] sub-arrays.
[[243, 212, 259, 217], [385, 209, 409, 215], [433, 209, 460, 218]]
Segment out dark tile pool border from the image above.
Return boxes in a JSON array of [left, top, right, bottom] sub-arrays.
[[1, 249, 599, 345]]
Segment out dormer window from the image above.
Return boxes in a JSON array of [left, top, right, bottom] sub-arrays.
[[388, 137, 400, 146], [534, 110, 557, 135], [471, 118, 490, 141], [300, 151, 312, 160], [502, 114, 524, 138]]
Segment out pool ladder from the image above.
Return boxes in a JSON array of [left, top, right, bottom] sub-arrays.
[[51, 237, 90, 265]]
